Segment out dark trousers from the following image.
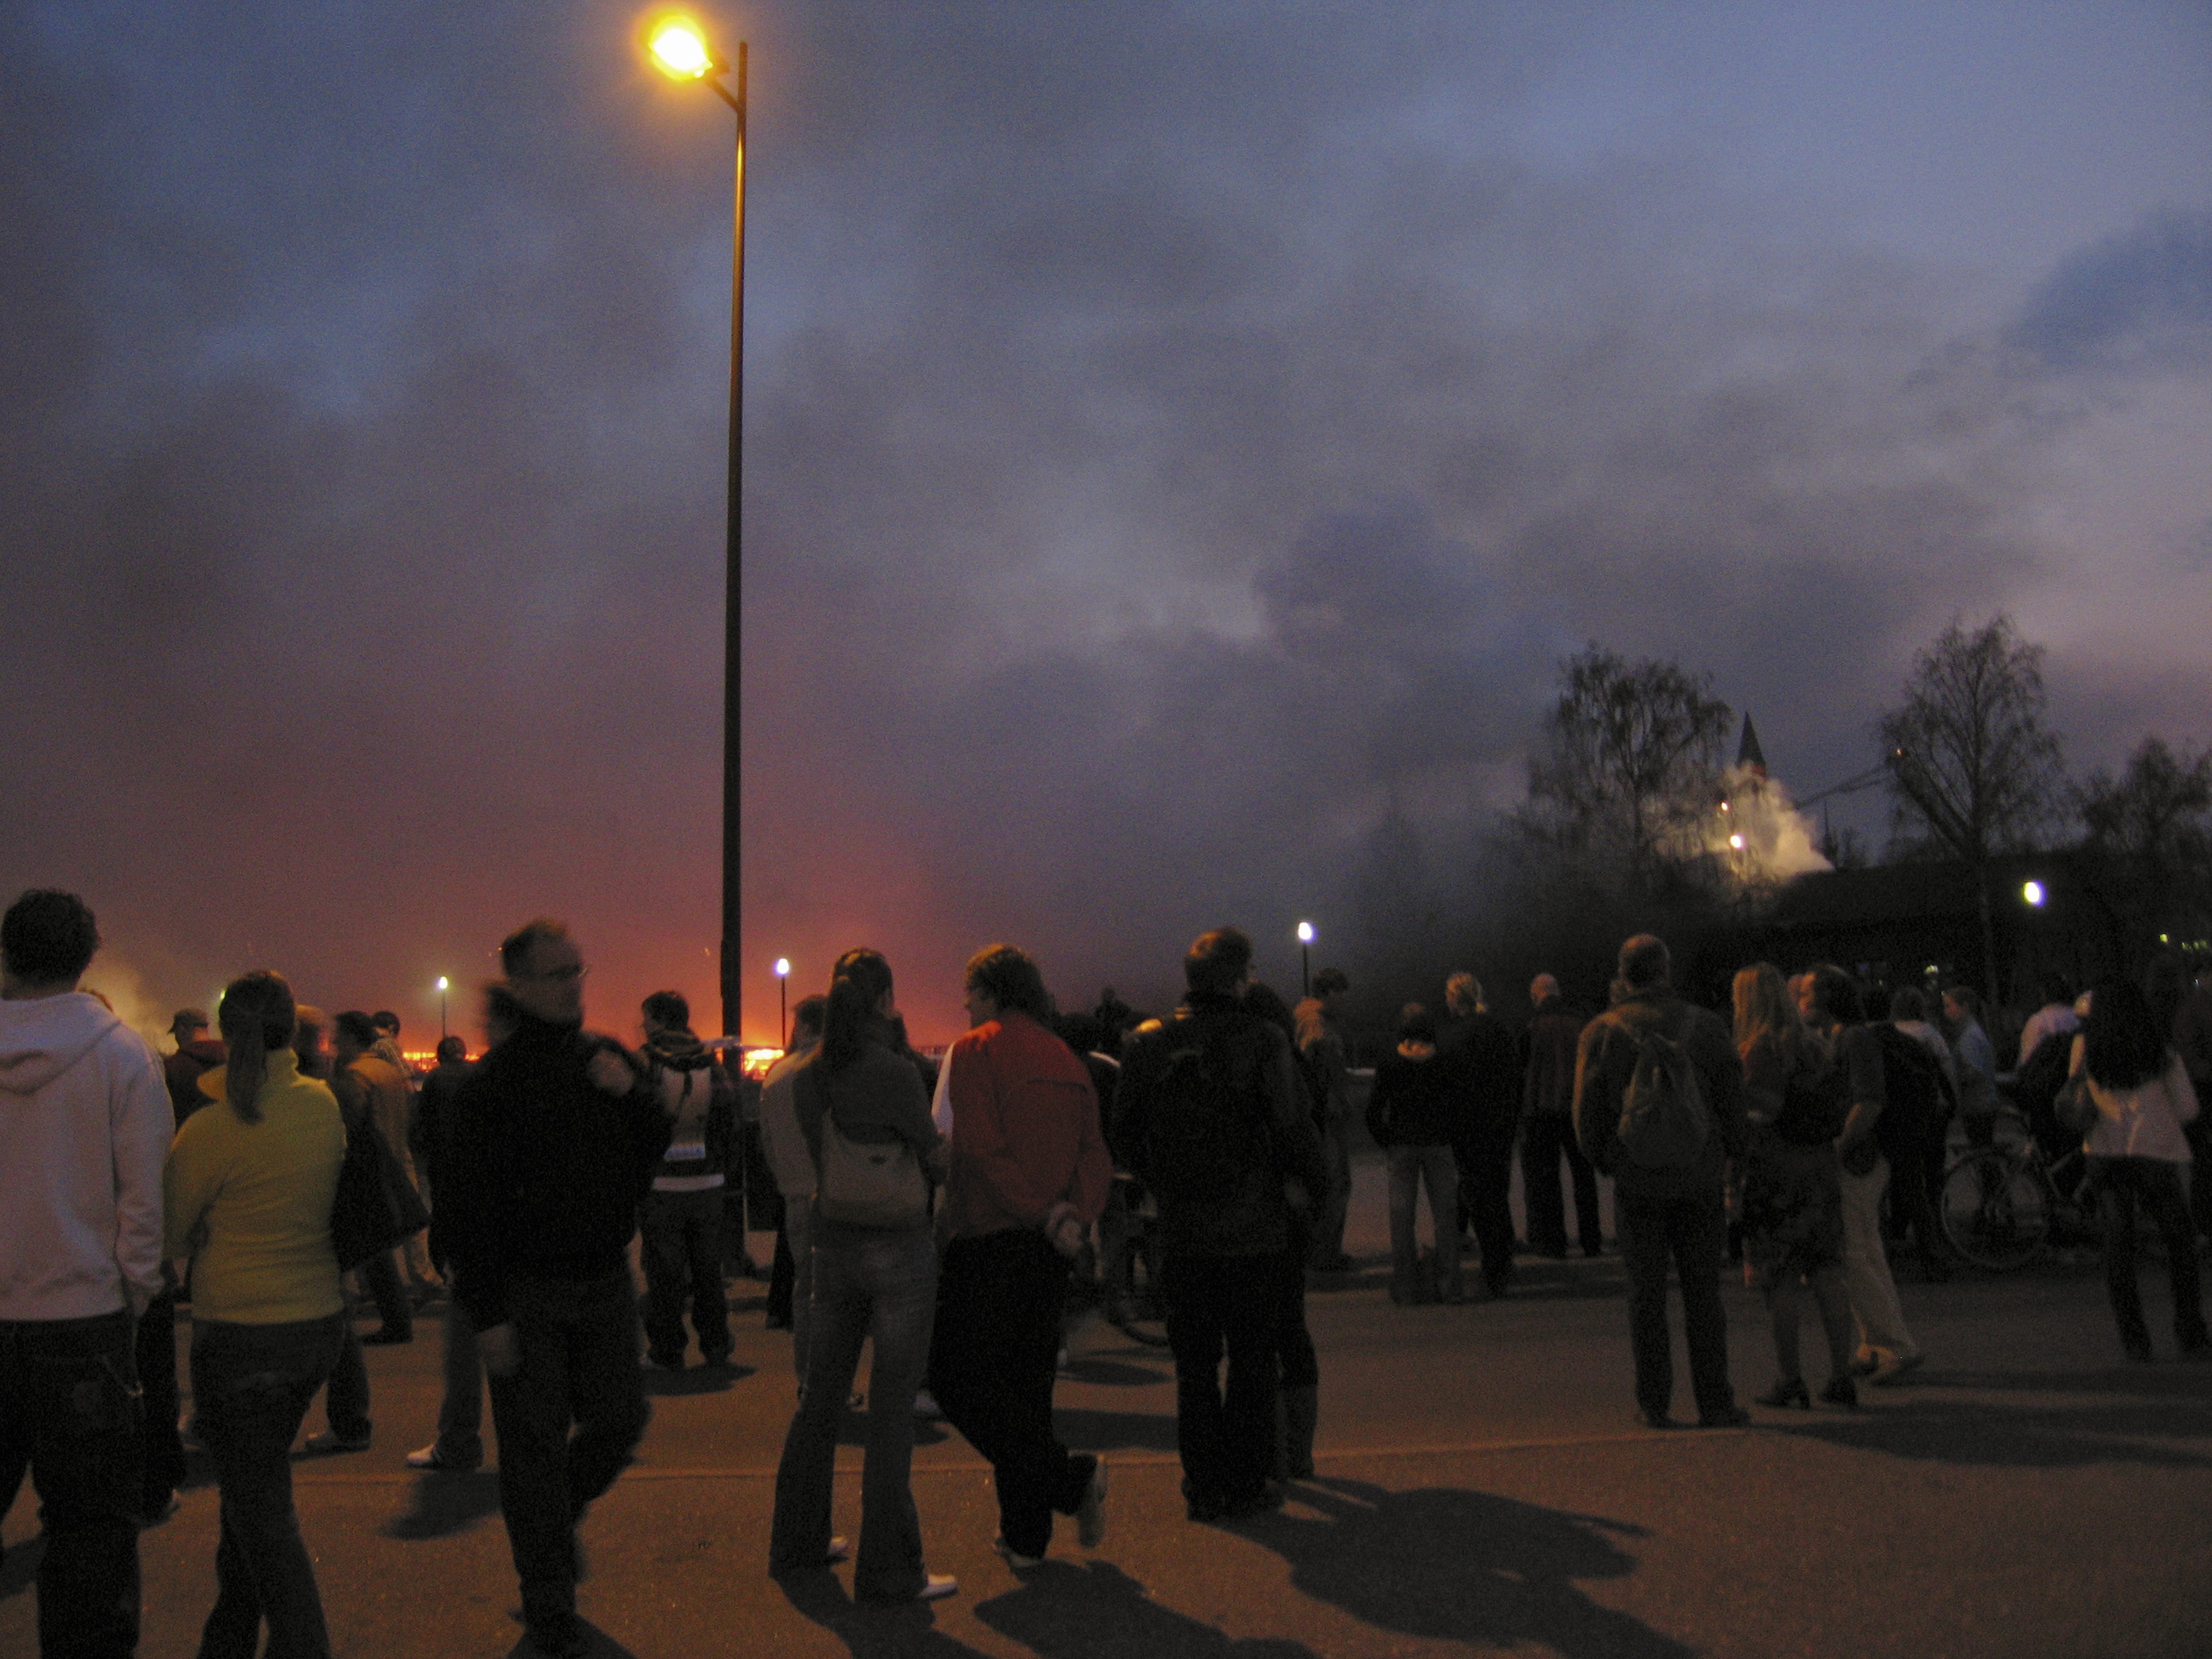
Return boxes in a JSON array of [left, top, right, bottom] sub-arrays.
[[1455, 1138, 1516, 1289], [766, 1223, 796, 1326], [1882, 1126, 1948, 1274], [432, 1297, 484, 1469], [1273, 1241, 1318, 1390], [356, 1251, 411, 1337], [639, 1188, 731, 1364], [486, 1272, 651, 1635], [2090, 1157, 2208, 1355], [1616, 1190, 1736, 1420], [1160, 1252, 1283, 1512], [322, 1286, 373, 1443], [1310, 1116, 1354, 1267], [1520, 1113, 1602, 1256], [0, 1309, 142, 1659], [928, 1229, 1096, 1558], [192, 1313, 346, 1659], [135, 1287, 185, 1514]]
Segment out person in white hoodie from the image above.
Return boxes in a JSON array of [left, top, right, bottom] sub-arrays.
[[0, 888, 170, 1658]]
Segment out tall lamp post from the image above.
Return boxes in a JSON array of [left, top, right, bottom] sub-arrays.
[[1296, 921, 1315, 1000], [774, 957, 790, 1048], [647, 16, 748, 1041], [435, 977, 450, 1043]]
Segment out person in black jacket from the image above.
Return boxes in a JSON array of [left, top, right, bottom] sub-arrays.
[[1117, 928, 1327, 1522], [1367, 1004, 1467, 1304], [441, 920, 672, 1659], [1441, 972, 1521, 1296]]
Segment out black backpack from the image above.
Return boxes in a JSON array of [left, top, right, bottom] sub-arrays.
[[1870, 1025, 1950, 1163], [1774, 1047, 1851, 1146], [1140, 1015, 1270, 1210]]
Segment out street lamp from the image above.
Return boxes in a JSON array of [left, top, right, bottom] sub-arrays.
[[647, 14, 748, 1041], [774, 957, 790, 1048], [1296, 921, 1315, 998], [2022, 880, 2047, 908], [435, 976, 450, 1043]]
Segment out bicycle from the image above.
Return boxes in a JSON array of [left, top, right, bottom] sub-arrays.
[[1939, 1106, 2095, 1271]]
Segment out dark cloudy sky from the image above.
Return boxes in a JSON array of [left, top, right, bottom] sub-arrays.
[[4, 1, 2208, 1044]]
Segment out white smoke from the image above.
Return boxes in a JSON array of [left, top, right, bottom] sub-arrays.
[[1710, 764, 1832, 889], [79, 953, 180, 1053]]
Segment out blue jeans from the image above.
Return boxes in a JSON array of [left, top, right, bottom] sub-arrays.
[[1386, 1144, 1463, 1298], [0, 1308, 142, 1658], [770, 1221, 936, 1600], [191, 1312, 346, 1659]]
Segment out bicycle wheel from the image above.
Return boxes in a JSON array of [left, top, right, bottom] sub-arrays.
[[1940, 1150, 2050, 1271]]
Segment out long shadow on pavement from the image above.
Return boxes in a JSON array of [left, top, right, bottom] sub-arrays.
[[775, 1570, 997, 1658], [1232, 1476, 1693, 1659], [498, 1615, 636, 1657], [975, 1560, 1318, 1658], [1765, 1390, 2212, 1469], [383, 1469, 504, 1540]]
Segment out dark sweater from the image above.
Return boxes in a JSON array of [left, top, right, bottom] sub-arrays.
[[1365, 1044, 1465, 1148], [443, 1012, 672, 1328]]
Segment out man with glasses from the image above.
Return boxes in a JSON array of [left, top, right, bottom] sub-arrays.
[[441, 919, 672, 1659]]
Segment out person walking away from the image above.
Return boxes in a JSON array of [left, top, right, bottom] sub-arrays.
[[370, 1013, 441, 1298], [1118, 928, 1326, 1521], [1942, 987, 2000, 1150], [1573, 933, 1751, 1429], [139, 1007, 224, 1522], [769, 950, 955, 1603], [1240, 983, 1323, 1484], [0, 889, 169, 1658], [1731, 965, 1857, 1410], [2065, 980, 2205, 1362], [2168, 968, 2212, 1241], [441, 920, 672, 1658], [637, 990, 735, 1371], [1439, 973, 1520, 1296], [163, 1008, 225, 1125], [406, 1009, 506, 1474], [1292, 968, 1355, 1272], [328, 1012, 417, 1347], [1798, 967, 1924, 1386], [1365, 1005, 1467, 1304], [164, 971, 350, 1659], [1521, 973, 1602, 1259], [759, 997, 827, 1362], [928, 944, 1112, 1568]]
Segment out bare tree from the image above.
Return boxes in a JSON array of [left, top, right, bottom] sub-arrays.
[[1526, 644, 1732, 879], [1878, 614, 2068, 997], [2079, 736, 2212, 958]]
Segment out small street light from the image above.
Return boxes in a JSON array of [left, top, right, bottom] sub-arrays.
[[1296, 922, 1315, 998], [2022, 880, 2047, 908], [774, 957, 790, 1048], [436, 976, 450, 1042]]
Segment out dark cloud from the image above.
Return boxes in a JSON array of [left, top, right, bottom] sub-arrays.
[[2007, 207, 2212, 374], [2, 1, 2205, 1038]]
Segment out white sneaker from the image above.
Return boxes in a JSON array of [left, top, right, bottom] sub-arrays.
[[912, 1389, 942, 1420], [1077, 1455, 1109, 1548], [825, 1536, 850, 1563], [917, 1574, 959, 1601]]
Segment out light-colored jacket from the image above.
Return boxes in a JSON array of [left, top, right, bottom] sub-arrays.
[[758, 1040, 820, 1200], [0, 990, 170, 1320], [2069, 1037, 2199, 1163]]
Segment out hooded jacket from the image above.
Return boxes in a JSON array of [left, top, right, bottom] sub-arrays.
[[0, 990, 172, 1320]]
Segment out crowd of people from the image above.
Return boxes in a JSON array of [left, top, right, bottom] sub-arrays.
[[4, 881, 2210, 1658]]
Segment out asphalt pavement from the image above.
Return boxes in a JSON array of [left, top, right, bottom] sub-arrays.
[[7, 1154, 2210, 1659]]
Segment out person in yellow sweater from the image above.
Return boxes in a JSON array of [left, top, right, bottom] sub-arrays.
[[165, 970, 348, 1659]]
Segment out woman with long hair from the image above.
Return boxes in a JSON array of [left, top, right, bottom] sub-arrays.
[[769, 949, 955, 1603], [2069, 979, 2205, 1361], [164, 971, 349, 1658], [1733, 963, 1857, 1409]]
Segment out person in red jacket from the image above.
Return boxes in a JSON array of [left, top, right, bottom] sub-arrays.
[[927, 943, 1113, 1568]]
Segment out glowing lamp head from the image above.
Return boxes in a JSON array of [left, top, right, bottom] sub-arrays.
[[773, 958, 790, 978], [435, 977, 449, 992], [1728, 833, 1745, 850], [2022, 880, 2047, 908], [647, 18, 715, 79], [1296, 922, 1315, 945]]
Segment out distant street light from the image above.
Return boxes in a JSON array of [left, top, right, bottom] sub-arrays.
[[774, 957, 790, 1047], [2022, 880, 2047, 908], [647, 13, 749, 1040], [1296, 921, 1315, 998], [436, 976, 450, 1041]]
